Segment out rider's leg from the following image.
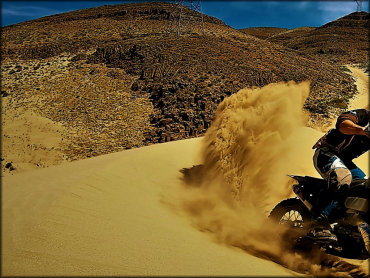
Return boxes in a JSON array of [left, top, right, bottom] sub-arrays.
[[314, 151, 369, 250], [313, 147, 352, 188], [310, 148, 355, 241], [313, 147, 352, 221]]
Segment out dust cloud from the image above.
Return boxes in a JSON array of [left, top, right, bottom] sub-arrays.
[[178, 81, 367, 276]]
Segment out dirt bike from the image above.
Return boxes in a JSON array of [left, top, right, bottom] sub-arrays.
[[269, 175, 369, 260]]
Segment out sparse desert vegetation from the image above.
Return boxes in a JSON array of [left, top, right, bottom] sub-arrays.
[[1, 3, 368, 173]]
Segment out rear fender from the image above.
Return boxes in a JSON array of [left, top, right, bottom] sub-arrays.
[[287, 175, 306, 183]]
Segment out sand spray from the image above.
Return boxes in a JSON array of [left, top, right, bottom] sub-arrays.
[[177, 81, 367, 276]]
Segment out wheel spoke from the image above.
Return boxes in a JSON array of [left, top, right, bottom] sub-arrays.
[[279, 209, 304, 228]]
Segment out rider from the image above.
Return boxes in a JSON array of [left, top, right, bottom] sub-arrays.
[[311, 109, 370, 252]]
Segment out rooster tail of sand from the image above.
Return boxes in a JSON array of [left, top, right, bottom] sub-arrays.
[[176, 81, 367, 276]]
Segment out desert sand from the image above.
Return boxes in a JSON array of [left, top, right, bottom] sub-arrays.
[[2, 67, 369, 276], [2, 137, 302, 276]]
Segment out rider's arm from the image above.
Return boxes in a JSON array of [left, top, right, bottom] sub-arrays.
[[338, 120, 369, 137]]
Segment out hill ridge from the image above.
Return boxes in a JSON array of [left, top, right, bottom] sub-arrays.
[[321, 11, 369, 28], [267, 11, 369, 64], [7, 2, 225, 28]]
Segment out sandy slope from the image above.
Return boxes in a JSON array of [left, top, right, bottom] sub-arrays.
[[1, 97, 68, 175], [2, 67, 368, 276], [2, 138, 301, 276]]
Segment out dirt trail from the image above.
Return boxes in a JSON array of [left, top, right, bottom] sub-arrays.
[[347, 65, 369, 110], [177, 76, 369, 276]]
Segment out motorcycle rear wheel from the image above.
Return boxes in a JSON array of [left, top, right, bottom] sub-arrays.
[[269, 198, 311, 230]]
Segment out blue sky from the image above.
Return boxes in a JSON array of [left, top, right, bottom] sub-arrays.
[[1, 1, 369, 29]]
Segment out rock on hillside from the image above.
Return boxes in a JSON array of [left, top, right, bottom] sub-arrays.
[[267, 12, 369, 64], [0, 2, 360, 165]]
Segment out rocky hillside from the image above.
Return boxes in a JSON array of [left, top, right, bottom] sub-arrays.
[[1, 2, 226, 60], [239, 27, 287, 40], [264, 27, 316, 45], [1, 2, 364, 171], [267, 12, 369, 64]]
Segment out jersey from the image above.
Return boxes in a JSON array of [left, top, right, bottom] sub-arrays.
[[313, 109, 370, 162]]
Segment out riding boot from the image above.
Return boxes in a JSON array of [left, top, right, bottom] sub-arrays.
[[309, 220, 338, 242], [358, 222, 370, 254], [321, 200, 343, 221], [309, 200, 340, 242]]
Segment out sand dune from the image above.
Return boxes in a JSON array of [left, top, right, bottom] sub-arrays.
[[2, 137, 301, 276]]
